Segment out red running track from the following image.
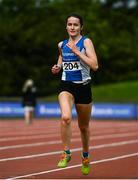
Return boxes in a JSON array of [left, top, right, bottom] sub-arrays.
[[0, 119, 138, 179]]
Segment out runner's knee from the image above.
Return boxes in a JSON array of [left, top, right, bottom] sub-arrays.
[[61, 115, 71, 125], [79, 125, 89, 133]]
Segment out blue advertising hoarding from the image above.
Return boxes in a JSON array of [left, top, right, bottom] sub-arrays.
[[136, 105, 138, 118], [0, 102, 137, 119], [0, 102, 23, 117], [36, 103, 77, 118], [92, 103, 136, 119]]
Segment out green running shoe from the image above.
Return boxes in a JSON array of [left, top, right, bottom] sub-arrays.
[[81, 155, 90, 175], [57, 151, 71, 168]]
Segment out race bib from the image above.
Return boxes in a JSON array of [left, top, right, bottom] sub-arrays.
[[63, 61, 82, 71]]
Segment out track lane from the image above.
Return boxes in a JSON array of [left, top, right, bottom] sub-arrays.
[[0, 119, 138, 179]]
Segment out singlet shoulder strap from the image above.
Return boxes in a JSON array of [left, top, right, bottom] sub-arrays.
[[61, 39, 68, 49], [79, 35, 88, 51], [82, 35, 87, 41]]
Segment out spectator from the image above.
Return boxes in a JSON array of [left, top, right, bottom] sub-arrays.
[[22, 79, 37, 125]]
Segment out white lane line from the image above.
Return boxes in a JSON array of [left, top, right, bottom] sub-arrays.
[[0, 131, 138, 150], [1, 126, 138, 142], [0, 133, 60, 142], [0, 139, 138, 162], [0, 129, 59, 136], [0, 132, 80, 142], [6, 152, 138, 180]]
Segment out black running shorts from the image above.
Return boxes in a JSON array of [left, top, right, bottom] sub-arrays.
[[59, 80, 92, 104]]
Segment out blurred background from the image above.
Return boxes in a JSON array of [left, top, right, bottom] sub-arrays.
[[0, 0, 138, 119]]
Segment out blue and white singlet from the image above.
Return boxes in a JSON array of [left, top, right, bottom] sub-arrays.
[[60, 36, 91, 83]]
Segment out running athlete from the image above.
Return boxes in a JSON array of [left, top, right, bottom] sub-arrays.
[[51, 13, 98, 175]]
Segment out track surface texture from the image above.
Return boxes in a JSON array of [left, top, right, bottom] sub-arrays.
[[0, 119, 138, 179]]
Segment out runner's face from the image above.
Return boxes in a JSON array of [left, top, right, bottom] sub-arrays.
[[66, 17, 82, 37]]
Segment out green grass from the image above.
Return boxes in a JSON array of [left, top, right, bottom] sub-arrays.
[[40, 94, 58, 102], [43, 81, 138, 103], [0, 81, 137, 103], [92, 81, 138, 103]]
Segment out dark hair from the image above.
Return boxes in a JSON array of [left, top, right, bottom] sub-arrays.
[[66, 13, 83, 27]]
